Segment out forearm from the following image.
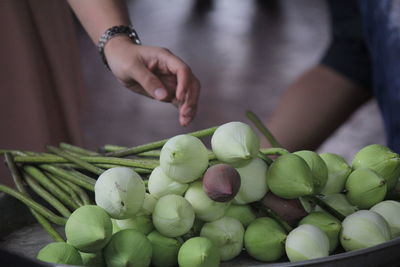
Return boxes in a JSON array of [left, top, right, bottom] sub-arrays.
[[265, 65, 372, 152], [67, 0, 131, 44]]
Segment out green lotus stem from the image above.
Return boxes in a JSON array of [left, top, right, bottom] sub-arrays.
[[39, 165, 95, 191], [52, 175, 92, 205], [306, 195, 345, 221], [59, 142, 99, 156], [105, 126, 218, 157], [0, 184, 67, 225], [0, 149, 29, 156], [14, 155, 158, 169], [47, 146, 104, 176], [246, 110, 283, 148], [4, 153, 65, 241], [103, 144, 127, 152], [251, 202, 293, 233], [47, 173, 84, 207], [24, 174, 71, 218], [23, 166, 80, 210], [49, 163, 153, 175], [257, 151, 273, 165], [260, 147, 290, 156]]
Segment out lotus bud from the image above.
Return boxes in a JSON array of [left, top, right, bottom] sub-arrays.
[[315, 193, 358, 217], [37, 242, 83, 265], [148, 166, 189, 198], [233, 157, 268, 204], [244, 217, 287, 262], [345, 168, 387, 209], [320, 152, 352, 194], [260, 192, 308, 226], [65, 205, 112, 253], [116, 213, 154, 235], [185, 181, 230, 222], [111, 219, 120, 234], [147, 230, 182, 267], [153, 194, 195, 237], [141, 193, 157, 215], [160, 134, 209, 183], [200, 216, 244, 261], [104, 229, 152, 267], [371, 200, 400, 238], [80, 251, 105, 267], [225, 204, 257, 228], [294, 150, 328, 194], [203, 164, 241, 202], [95, 167, 145, 219], [340, 210, 391, 251], [178, 237, 220, 267], [352, 144, 400, 190], [299, 212, 341, 253], [211, 121, 260, 167], [286, 224, 329, 262], [267, 154, 314, 199]]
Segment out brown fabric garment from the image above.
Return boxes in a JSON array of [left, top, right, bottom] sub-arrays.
[[0, 0, 86, 186]]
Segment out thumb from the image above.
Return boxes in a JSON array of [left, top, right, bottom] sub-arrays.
[[131, 65, 169, 101]]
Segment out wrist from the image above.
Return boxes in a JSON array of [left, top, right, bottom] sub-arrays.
[[98, 25, 141, 69]]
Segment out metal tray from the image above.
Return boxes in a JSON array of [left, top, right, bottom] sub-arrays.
[[1, 192, 399, 267]]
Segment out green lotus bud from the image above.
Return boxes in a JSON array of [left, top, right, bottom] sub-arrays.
[[147, 230, 182, 267], [160, 134, 209, 183], [371, 200, 400, 238], [299, 212, 341, 253], [111, 219, 120, 234], [233, 157, 268, 204], [200, 216, 244, 261], [104, 229, 152, 267], [116, 213, 154, 235], [141, 193, 157, 215], [95, 167, 145, 219], [340, 210, 391, 251], [315, 193, 358, 217], [178, 237, 220, 267], [320, 152, 352, 194], [294, 150, 328, 194], [153, 194, 195, 237], [244, 217, 287, 262], [80, 251, 105, 267], [352, 144, 400, 190], [225, 204, 257, 228], [37, 242, 82, 265], [65, 205, 112, 253], [267, 153, 314, 199], [211, 121, 260, 167], [345, 168, 387, 209], [286, 224, 329, 262], [148, 166, 189, 198], [185, 181, 230, 222]]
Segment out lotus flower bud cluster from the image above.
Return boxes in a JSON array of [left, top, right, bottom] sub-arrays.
[[33, 124, 400, 267]]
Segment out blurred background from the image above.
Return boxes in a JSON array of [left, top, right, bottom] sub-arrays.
[[78, 0, 385, 161]]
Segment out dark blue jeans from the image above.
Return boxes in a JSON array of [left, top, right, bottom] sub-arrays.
[[359, 0, 400, 153]]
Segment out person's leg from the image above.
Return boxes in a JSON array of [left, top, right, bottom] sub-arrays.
[[265, 65, 371, 152]]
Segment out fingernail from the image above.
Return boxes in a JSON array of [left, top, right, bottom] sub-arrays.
[[154, 88, 167, 100]]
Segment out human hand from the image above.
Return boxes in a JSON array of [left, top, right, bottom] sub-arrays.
[[104, 36, 200, 126]]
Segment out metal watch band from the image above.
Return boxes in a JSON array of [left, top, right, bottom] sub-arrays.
[[98, 25, 141, 70]]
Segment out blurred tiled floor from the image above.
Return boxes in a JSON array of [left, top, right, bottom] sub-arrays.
[[78, 0, 385, 161]]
